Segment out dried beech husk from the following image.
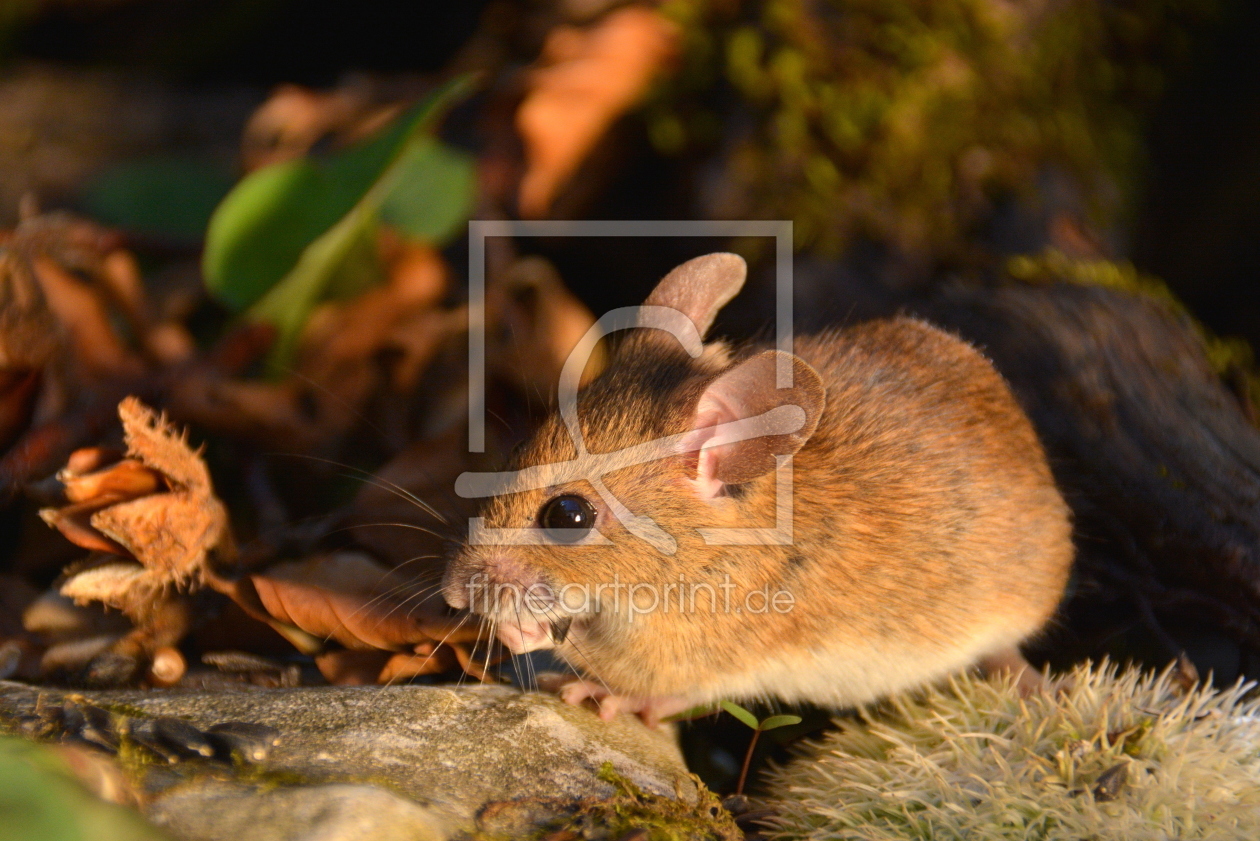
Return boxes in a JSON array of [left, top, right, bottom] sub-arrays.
[[44, 397, 233, 621]]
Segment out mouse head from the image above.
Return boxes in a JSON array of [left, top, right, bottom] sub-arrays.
[[444, 253, 824, 656]]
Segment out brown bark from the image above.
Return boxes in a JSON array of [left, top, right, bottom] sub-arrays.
[[923, 283, 1260, 682]]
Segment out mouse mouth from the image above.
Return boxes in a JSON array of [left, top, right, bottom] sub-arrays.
[[463, 578, 583, 654], [493, 611, 586, 653], [494, 614, 559, 654], [449, 556, 591, 654]]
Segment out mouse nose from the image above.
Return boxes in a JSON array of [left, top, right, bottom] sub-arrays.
[[440, 555, 473, 609], [444, 551, 554, 617], [442, 575, 470, 609]]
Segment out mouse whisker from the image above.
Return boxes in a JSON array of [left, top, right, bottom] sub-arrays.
[[272, 453, 450, 525], [339, 558, 445, 622], [510, 601, 528, 689], [323, 522, 455, 543]]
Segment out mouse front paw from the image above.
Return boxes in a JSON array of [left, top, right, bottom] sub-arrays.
[[543, 677, 691, 727]]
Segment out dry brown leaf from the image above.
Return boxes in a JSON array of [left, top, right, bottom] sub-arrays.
[[249, 579, 411, 651], [166, 246, 456, 452], [377, 648, 459, 683], [383, 306, 465, 395], [40, 498, 130, 556], [314, 648, 393, 685], [0, 250, 59, 372], [0, 209, 213, 495], [242, 84, 362, 171], [116, 396, 214, 493], [517, 6, 678, 216], [97, 250, 148, 329], [164, 377, 326, 452], [265, 552, 403, 595], [60, 458, 162, 503], [0, 211, 176, 390], [295, 242, 450, 418], [316, 647, 470, 686], [64, 446, 125, 476], [227, 550, 495, 684], [99, 250, 194, 365], [242, 82, 403, 172], [488, 256, 606, 395], [93, 494, 224, 581], [447, 642, 504, 683], [382, 235, 449, 308], [249, 552, 471, 652], [31, 255, 143, 378]]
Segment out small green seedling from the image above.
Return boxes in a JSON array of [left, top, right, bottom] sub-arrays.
[[661, 703, 720, 723], [720, 700, 802, 795]]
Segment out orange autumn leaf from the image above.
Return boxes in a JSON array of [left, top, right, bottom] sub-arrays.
[[517, 6, 678, 216], [248, 553, 480, 653]]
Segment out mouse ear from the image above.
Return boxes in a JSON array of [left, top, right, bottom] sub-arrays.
[[679, 350, 825, 498], [640, 253, 747, 340]]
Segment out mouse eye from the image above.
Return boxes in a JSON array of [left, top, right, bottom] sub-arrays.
[[538, 494, 596, 543]]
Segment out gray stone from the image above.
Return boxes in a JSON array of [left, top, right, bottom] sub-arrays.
[[0, 681, 696, 841], [148, 782, 451, 841]]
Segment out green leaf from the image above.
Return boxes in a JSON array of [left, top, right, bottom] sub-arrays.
[[204, 123, 402, 312], [202, 74, 476, 345], [380, 137, 476, 244], [244, 203, 377, 365], [661, 704, 720, 723], [759, 714, 803, 732], [720, 700, 761, 730], [82, 156, 234, 243]]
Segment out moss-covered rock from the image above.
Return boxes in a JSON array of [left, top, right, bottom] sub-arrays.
[[0, 681, 710, 841], [1006, 248, 1259, 412], [649, 0, 1208, 258]]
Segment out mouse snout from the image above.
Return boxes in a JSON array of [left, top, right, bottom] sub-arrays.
[[445, 552, 552, 611], [441, 557, 473, 609], [443, 551, 563, 654]]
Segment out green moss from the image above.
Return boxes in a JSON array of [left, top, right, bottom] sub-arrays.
[[649, 0, 1209, 260], [1006, 248, 1180, 307], [230, 762, 317, 791], [760, 662, 1260, 840], [531, 762, 741, 841], [71, 698, 154, 721]]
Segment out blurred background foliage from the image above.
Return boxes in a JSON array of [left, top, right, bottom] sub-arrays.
[[652, 0, 1198, 255], [0, 0, 1253, 339]]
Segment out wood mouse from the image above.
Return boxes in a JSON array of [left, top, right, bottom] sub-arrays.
[[444, 253, 1073, 724]]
